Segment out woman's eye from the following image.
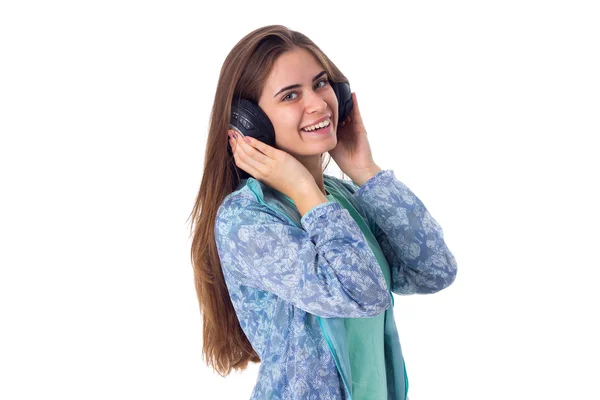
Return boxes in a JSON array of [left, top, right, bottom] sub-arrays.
[[282, 80, 328, 102], [283, 92, 297, 101], [315, 79, 328, 89]]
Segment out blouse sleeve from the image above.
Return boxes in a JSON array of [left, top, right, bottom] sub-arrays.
[[351, 169, 458, 295], [214, 193, 391, 318]]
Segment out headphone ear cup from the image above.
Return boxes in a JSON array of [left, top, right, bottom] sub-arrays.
[[331, 81, 353, 124], [227, 98, 276, 180], [229, 98, 276, 148]]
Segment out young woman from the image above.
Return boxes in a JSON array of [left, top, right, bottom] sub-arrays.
[[189, 24, 457, 400]]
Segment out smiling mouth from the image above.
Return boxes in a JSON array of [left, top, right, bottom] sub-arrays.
[[301, 124, 332, 136], [301, 117, 332, 132]]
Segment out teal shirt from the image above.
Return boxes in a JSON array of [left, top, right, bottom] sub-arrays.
[[326, 186, 392, 400]]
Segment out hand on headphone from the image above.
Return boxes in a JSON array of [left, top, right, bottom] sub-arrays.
[[329, 92, 381, 186]]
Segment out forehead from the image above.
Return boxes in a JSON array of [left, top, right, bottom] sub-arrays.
[[263, 48, 324, 91]]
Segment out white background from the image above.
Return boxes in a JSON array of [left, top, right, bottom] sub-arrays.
[[1, 1, 598, 399]]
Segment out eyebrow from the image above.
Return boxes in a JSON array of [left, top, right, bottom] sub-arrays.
[[273, 71, 327, 98]]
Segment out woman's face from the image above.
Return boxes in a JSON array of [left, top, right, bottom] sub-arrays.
[[258, 47, 338, 158]]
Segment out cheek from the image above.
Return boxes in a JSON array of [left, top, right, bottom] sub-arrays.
[[273, 109, 302, 134], [271, 114, 298, 149], [331, 96, 339, 125]]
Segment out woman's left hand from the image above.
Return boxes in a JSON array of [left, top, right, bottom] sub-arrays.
[[328, 92, 381, 185]]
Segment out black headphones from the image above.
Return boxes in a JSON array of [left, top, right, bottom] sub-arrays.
[[227, 80, 353, 161]]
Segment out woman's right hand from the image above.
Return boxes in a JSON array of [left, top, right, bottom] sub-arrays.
[[228, 130, 315, 199]]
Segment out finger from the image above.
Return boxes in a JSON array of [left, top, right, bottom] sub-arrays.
[[228, 130, 241, 153], [229, 136, 238, 154], [242, 135, 278, 159], [230, 137, 260, 178], [232, 134, 272, 171], [350, 92, 363, 124]]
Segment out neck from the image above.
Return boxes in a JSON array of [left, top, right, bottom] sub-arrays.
[[295, 153, 327, 196]]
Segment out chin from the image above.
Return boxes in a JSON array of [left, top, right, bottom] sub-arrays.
[[328, 135, 338, 149]]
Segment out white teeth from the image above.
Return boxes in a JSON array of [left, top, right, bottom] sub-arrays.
[[302, 118, 330, 132]]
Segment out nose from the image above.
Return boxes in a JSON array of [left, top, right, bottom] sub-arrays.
[[304, 90, 327, 114]]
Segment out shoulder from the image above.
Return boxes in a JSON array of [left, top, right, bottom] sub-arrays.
[[215, 181, 289, 227]]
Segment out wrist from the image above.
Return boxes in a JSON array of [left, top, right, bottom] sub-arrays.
[[292, 184, 329, 217], [349, 164, 382, 187]]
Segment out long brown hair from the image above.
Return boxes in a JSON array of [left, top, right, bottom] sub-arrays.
[[187, 25, 349, 376]]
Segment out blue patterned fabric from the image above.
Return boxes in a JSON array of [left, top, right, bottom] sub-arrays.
[[214, 169, 457, 399]]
